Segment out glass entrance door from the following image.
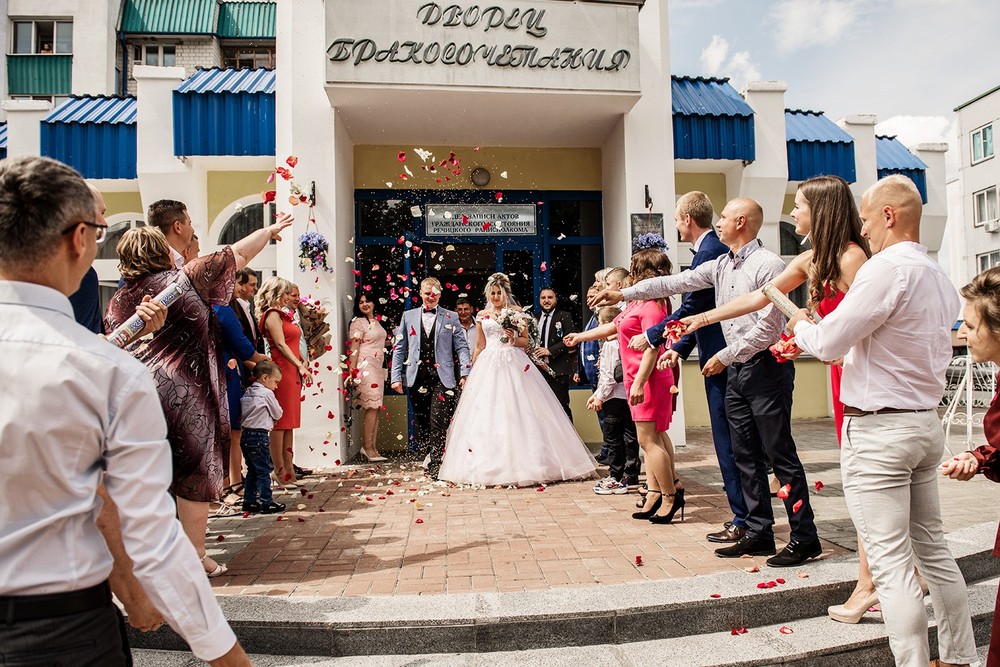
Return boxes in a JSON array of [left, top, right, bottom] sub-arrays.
[[499, 244, 540, 311]]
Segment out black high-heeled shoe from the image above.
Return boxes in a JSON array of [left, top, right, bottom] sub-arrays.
[[649, 487, 686, 524], [632, 490, 662, 520]]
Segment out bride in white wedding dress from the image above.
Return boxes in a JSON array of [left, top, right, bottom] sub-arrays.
[[438, 273, 598, 486]]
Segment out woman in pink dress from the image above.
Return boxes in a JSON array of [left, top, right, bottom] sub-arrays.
[[679, 176, 878, 621], [942, 267, 1000, 666], [566, 246, 683, 524], [348, 293, 389, 462]]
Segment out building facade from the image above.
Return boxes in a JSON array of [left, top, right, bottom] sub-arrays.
[[0, 0, 948, 466], [955, 85, 1000, 284]]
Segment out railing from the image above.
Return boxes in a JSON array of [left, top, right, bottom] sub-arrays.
[[7, 54, 72, 96], [941, 354, 998, 452]]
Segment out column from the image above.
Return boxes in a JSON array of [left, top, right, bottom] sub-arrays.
[[739, 81, 789, 255], [912, 142, 949, 261], [277, 0, 352, 466], [0, 99, 52, 158], [837, 114, 878, 207]]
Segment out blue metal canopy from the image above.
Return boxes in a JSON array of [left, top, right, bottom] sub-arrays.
[[173, 68, 275, 156], [785, 109, 856, 183], [0, 123, 7, 160], [876, 135, 928, 203], [672, 76, 755, 161], [40, 96, 137, 179]]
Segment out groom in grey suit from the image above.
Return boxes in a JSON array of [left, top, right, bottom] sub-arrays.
[[391, 277, 471, 478]]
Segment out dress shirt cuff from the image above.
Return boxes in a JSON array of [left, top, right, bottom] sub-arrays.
[[645, 332, 657, 349], [715, 347, 734, 367], [184, 611, 238, 662]]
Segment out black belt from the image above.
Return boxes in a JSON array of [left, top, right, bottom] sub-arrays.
[[0, 581, 111, 624], [843, 406, 930, 417]]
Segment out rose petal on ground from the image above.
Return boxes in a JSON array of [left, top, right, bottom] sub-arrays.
[[415, 518, 424, 523], [779, 626, 793, 634], [634, 555, 643, 566], [776, 578, 785, 584], [397, 151, 406, 162], [814, 480, 824, 492], [216, 535, 225, 542], [710, 593, 722, 598]]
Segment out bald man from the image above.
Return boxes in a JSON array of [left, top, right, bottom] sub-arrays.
[[591, 198, 820, 567], [790, 176, 975, 666]]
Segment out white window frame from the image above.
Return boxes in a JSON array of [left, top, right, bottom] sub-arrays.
[[11, 19, 73, 55], [973, 186, 999, 227], [132, 44, 176, 68], [972, 123, 995, 165], [978, 250, 1000, 273]]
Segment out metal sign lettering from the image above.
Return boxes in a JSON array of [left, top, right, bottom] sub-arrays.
[[426, 205, 536, 236]]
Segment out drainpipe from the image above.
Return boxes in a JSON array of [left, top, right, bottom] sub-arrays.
[[119, 31, 128, 96]]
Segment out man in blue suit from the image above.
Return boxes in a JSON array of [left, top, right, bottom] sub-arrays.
[[391, 277, 471, 478], [639, 192, 748, 543]]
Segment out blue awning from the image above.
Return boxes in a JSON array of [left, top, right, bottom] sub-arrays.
[[672, 76, 755, 161], [0, 123, 7, 160], [785, 109, 856, 183], [876, 135, 928, 203], [40, 96, 137, 179], [173, 68, 275, 156]]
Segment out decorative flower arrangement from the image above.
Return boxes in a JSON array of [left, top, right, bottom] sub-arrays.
[[631, 232, 670, 254], [497, 307, 556, 377], [262, 156, 331, 273]]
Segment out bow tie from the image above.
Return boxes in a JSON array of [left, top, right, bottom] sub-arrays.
[[689, 247, 697, 256], [423, 307, 437, 314]]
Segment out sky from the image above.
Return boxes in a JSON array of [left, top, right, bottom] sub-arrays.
[[668, 0, 1000, 177]]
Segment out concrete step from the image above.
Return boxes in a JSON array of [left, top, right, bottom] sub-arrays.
[[129, 523, 998, 659], [135, 578, 997, 666]]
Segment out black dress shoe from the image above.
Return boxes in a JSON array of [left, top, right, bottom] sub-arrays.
[[766, 539, 823, 567], [241, 503, 261, 514], [715, 534, 776, 558], [706, 522, 747, 543], [260, 501, 286, 514], [293, 464, 313, 476]]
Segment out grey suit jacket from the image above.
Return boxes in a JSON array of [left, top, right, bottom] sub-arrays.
[[390, 307, 471, 389]]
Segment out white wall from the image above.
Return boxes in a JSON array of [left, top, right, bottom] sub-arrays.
[[837, 114, 878, 210], [740, 81, 788, 251], [278, 0, 351, 467], [913, 142, 949, 260]]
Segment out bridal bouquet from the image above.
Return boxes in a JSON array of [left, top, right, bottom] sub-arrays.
[[497, 308, 556, 377]]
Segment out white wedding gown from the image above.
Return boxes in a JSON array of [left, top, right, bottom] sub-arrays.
[[438, 313, 598, 486]]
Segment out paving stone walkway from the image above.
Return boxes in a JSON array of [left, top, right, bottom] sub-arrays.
[[202, 414, 996, 598]]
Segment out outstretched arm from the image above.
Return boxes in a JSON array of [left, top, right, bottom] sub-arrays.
[[564, 321, 617, 346], [683, 253, 809, 333]]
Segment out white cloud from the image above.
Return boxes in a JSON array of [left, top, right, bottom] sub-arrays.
[[770, 0, 866, 53], [669, 0, 724, 9], [699, 35, 762, 88]]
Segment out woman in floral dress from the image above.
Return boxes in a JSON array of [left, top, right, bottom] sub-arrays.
[[348, 293, 389, 462]]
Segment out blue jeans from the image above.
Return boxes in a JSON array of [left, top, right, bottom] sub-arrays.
[[240, 428, 273, 506]]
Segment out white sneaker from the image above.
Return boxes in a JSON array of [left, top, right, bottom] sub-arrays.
[[594, 476, 628, 495]]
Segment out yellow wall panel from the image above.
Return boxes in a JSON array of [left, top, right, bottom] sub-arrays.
[[206, 171, 273, 231]]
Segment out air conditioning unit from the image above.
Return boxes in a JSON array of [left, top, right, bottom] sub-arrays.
[[985, 220, 1000, 233]]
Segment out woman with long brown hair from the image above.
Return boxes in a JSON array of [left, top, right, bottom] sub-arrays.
[[566, 239, 684, 524], [678, 175, 879, 621]]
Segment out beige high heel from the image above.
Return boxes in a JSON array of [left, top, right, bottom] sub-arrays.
[[828, 589, 879, 624]]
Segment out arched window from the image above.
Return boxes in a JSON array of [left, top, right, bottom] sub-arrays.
[[218, 202, 275, 245], [96, 216, 144, 261], [779, 220, 811, 307]]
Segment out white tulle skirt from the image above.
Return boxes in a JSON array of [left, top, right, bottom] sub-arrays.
[[439, 343, 598, 487]]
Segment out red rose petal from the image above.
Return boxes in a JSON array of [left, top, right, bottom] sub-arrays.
[[776, 578, 785, 584], [216, 535, 225, 542], [397, 151, 406, 162], [792, 499, 803, 513], [634, 555, 643, 566], [710, 593, 722, 598], [779, 626, 793, 635], [776, 484, 791, 500], [415, 518, 424, 523], [814, 480, 824, 492]]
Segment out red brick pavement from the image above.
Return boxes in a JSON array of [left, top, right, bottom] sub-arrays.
[[208, 450, 848, 598]]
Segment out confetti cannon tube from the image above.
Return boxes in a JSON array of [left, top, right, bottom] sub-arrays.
[[106, 282, 183, 348], [760, 282, 820, 321]]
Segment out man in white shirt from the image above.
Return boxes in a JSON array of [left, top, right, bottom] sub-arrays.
[[147, 199, 195, 269], [790, 175, 976, 667], [0, 156, 249, 666]]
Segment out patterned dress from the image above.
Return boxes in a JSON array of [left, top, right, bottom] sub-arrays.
[[105, 248, 237, 502], [348, 316, 387, 409]]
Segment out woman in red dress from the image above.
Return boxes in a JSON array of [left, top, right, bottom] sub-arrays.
[[256, 277, 312, 487], [679, 176, 876, 620], [106, 212, 291, 577], [941, 267, 1000, 666], [566, 246, 683, 524]]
